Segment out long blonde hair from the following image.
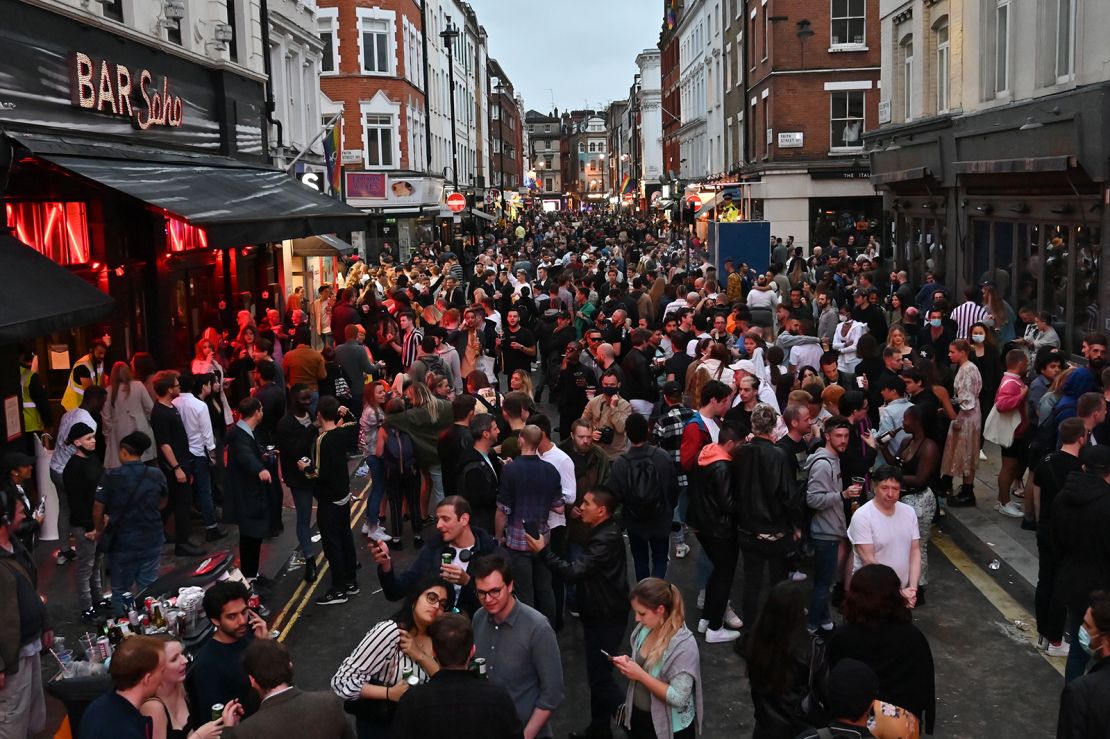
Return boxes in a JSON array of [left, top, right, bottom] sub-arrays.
[[108, 361, 133, 406], [407, 380, 442, 424], [631, 578, 686, 669]]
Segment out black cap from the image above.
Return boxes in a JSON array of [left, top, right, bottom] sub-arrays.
[[662, 381, 683, 399], [852, 288, 868, 297], [825, 658, 879, 719], [1, 452, 34, 470], [119, 431, 152, 456], [66, 422, 96, 445]]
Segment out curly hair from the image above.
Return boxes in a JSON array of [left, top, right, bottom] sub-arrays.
[[842, 564, 912, 627]]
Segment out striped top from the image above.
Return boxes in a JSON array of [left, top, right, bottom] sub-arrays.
[[950, 300, 987, 341], [330, 620, 427, 701]]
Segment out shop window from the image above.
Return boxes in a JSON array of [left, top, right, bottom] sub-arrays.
[[830, 90, 864, 150], [5, 202, 90, 265], [166, 217, 208, 252], [831, 0, 866, 47]]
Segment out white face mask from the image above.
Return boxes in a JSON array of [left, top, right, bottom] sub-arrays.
[[971, 334, 986, 344]]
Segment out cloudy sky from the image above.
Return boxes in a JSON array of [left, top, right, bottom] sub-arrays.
[[467, 0, 664, 115]]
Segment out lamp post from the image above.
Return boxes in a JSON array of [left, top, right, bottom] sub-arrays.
[[439, 16, 461, 248]]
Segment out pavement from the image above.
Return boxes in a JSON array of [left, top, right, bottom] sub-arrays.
[[31, 434, 1068, 738]]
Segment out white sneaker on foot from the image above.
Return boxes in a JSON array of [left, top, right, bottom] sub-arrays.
[[696, 589, 706, 609], [723, 604, 744, 630], [361, 521, 371, 535], [705, 626, 741, 643], [995, 500, 1024, 518], [789, 570, 808, 582], [1046, 641, 1070, 657], [697, 618, 708, 633], [675, 543, 691, 559], [979, 450, 988, 461]]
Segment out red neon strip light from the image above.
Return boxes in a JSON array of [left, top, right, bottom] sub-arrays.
[[4, 201, 90, 264]]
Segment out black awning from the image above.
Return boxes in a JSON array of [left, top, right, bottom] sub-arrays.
[[0, 235, 114, 341], [953, 155, 1076, 176], [290, 234, 354, 257], [870, 166, 932, 186], [6, 131, 367, 249]]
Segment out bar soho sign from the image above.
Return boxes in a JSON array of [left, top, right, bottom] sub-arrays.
[[69, 51, 184, 129]]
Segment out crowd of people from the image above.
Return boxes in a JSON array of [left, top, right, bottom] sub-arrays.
[[1, 209, 1110, 738]]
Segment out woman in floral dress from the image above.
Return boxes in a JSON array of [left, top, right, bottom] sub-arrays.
[[942, 339, 983, 507]]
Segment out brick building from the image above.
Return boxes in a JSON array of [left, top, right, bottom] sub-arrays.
[[488, 58, 523, 194], [659, 1, 683, 183], [525, 109, 563, 208], [738, 0, 882, 251]]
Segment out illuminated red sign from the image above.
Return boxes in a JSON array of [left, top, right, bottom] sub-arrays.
[[166, 216, 208, 252], [5, 202, 91, 265], [69, 51, 184, 129]]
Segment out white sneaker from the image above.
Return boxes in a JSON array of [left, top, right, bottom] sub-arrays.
[[675, 543, 691, 559], [361, 521, 371, 535], [696, 589, 706, 609], [995, 500, 1024, 518], [789, 570, 808, 582], [705, 626, 741, 643], [979, 450, 988, 461], [1046, 641, 1070, 657], [697, 618, 708, 633], [368, 525, 393, 543], [723, 604, 744, 630]]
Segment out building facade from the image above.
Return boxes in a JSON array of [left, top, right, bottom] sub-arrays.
[[660, 2, 684, 181], [488, 58, 523, 194], [722, 0, 745, 173], [267, 0, 326, 173], [636, 48, 665, 206], [525, 109, 563, 207], [676, 0, 709, 180], [869, 0, 1110, 356], [562, 110, 608, 209], [739, 0, 882, 251]]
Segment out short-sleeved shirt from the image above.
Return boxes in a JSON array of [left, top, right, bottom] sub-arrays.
[[79, 691, 151, 739], [501, 327, 536, 376], [847, 500, 920, 588], [94, 462, 168, 553], [150, 403, 190, 475]]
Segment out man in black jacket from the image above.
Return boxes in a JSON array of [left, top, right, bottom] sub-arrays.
[[619, 328, 659, 419], [734, 404, 806, 627], [390, 613, 523, 739], [275, 386, 319, 583], [455, 415, 501, 534], [526, 486, 628, 739], [372, 496, 503, 616], [306, 397, 358, 607], [1057, 590, 1110, 739], [438, 395, 476, 498]]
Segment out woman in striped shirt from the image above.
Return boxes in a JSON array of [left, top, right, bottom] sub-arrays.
[[331, 576, 455, 738]]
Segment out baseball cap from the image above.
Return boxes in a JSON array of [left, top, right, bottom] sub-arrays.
[[662, 381, 683, 399]]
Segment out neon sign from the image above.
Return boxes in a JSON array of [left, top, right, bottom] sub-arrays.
[[69, 51, 184, 129], [5, 202, 91, 265], [166, 216, 208, 252]]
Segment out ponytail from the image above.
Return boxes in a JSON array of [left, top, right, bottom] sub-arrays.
[[631, 578, 686, 669]]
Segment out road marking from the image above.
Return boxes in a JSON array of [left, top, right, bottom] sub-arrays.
[[932, 532, 1065, 676], [271, 496, 369, 637]]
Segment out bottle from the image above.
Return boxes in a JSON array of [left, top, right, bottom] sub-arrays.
[[152, 603, 167, 631]]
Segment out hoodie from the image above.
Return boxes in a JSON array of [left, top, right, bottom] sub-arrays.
[[805, 447, 846, 541], [1052, 471, 1110, 613]]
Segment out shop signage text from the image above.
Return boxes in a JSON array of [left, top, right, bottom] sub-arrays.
[[69, 51, 184, 129], [777, 132, 804, 148]]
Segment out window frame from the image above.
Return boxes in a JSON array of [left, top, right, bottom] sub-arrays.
[[935, 19, 950, 113], [829, 89, 866, 153], [318, 8, 339, 76], [830, 0, 867, 49], [1055, 0, 1075, 83], [356, 8, 395, 77], [994, 0, 1011, 96], [363, 113, 396, 169], [902, 36, 914, 121]]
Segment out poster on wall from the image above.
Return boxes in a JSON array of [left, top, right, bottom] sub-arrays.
[[5, 396, 21, 441]]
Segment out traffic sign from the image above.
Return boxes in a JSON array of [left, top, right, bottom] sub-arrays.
[[686, 193, 702, 211], [447, 192, 467, 213]]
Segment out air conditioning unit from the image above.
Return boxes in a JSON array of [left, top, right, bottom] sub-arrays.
[[163, 0, 185, 20], [214, 22, 235, 43]]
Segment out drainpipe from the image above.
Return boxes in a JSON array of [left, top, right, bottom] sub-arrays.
[[420, 2, 432, 169], [260, 0, 284, 160]]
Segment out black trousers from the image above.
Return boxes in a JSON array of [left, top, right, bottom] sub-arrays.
[[239, 534, 262, 579], [386, 474, 421, 540], [550, 525, 568, 627], [1035, 528, 1066, 642], [738, 534, 791, 624], [318, 498, 357, 590], [697, 532, 739, 630], [581, 617, 628, 729], [167, 468, 194, 544]]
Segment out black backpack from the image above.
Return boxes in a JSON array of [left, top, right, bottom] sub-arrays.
[[381, 428, 417, 481], [622, 455, 667, 521]]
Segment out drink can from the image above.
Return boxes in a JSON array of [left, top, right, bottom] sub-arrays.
[[269, 629, 281, 640], [211, 704, 224, 722], [248, 594, 261, 610], [96, 636, 111, 661], [472, 657, 487, 675], [144, 597, 154, 614], [441, 552, 454, 566]]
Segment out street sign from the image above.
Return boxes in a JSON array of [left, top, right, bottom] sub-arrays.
[[446, 192, 467, 213], [686, 193, 702, 211]]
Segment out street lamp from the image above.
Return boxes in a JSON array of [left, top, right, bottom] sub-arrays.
[[440, 16, 460, 248]]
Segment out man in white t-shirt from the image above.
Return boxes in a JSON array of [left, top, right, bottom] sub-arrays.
[[847, 465, 921, 607]]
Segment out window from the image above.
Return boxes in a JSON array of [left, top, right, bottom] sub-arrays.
[[545, 177, 553, 191], [831, 0, 866, 47], [936, 21, 949, 112], [830, 90, 865, 150], [544, 124, 551, 133], [902, 38, 914, 120], [597, 141, 604, 153], [102, 0, 123, 22], [545, 156, 553, 168], [762, 1, 769, 60], [224, 0, 239, 63], [1055, 0, 1075, 81], [319, 12, 338, 74], [588, 142, 595, 153], [578, 142, 585, 153], [995, 0, 1011, 95], [545, 139, 552, 151], [361, 18, 390, 74], [364, 114, 395, 167]]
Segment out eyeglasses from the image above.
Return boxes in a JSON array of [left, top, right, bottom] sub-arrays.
[[587, 336, 602, 343], [475, 586, 504, 601], [424, 591, 448, 609]]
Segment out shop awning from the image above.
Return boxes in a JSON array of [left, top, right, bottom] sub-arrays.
[[6, 132, 368, 249], [870, 167, 933, 186], [0, 234, 115, 341], [289, 234, 354, 258], [952, 155, 1076, 176]]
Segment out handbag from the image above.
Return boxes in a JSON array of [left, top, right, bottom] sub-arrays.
[[342, 639, 401, 722], [983, 380, 1022, 448], [97, 469, 153, 554]]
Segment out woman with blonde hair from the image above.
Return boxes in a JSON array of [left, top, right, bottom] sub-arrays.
[[191, 336, 232, 427], [103, 361, 155, 467], [942, 339, 984, 507], [509, 368, 534, 399], [614, 578, 703, 739], [140, 637, 240, 739]]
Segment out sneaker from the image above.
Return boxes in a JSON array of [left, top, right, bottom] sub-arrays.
[[315, 590, 349, 606], [1021, 518, 1038, 532], [368, 525, 393, 543], [697, 618, 709, 633], [979, 450, 988, 461], [948, 492, 976, 507], [55, 548, 76, 565], [80, 607, 99, 623], [567, 607, 580, 618], [995, 500, 1024, 518], [696, 589, 706, 609], [1046, 641, 1071, 657], [723, 604, 744, 630], [789, 570, 808, 582], [675, 543, 691, 559], [705, 626, 741, 643], [361, 521, 372, 536], [345, 582, 361, 596]]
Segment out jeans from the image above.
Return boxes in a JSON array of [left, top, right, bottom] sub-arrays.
[[696, 547, 712, 591], [672, 485, 689, 545], [167, 466, 194, 545], [318, 498, 357, 591], [900, 490, 936, 586], [289, 486, 316, 557], [190, 453, 218, 528], [738, 534, 791, 624], [110, 547, 161, 616], [1065, 608, 1090, 683], [71, 526, 103, 611], [1034, 528, 1065, 643], [628, 532, 670, 582], [386, 474, 421, 541], [550, 526, 568, 627], [508, 549, 555, 622], [581, 618, 628, 729], [362, 455, 386, 528], [808, 537, 843, 628], [427, 465, 445, 511], [696, 533, 738, 630]]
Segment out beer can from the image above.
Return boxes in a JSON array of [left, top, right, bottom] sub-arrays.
[[441, 552, 454, 566], [144, 597, 154, 614], [472, 657, 487, 675], [96, 636, 112, 661], [212, 704, 225, 722]]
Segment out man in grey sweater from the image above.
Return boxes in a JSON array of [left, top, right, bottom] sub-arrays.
[[804, 416, 861, 633]]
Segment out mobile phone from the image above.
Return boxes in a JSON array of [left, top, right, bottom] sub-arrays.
[[599, 649, 612, 660], [523, 520, 541, 539]]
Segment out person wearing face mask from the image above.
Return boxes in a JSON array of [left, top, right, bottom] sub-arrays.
[[832, 308, 866, 373], [922, 307, 956, 369], [1057, 590, 1110, 737], [967, 323, 1003, 450]]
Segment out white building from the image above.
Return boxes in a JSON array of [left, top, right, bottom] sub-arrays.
[[267, 0, 325, 170], [636, 49, 664, 186], [676, 0, 724, 180]]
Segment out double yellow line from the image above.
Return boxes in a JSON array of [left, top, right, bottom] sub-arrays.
[[270, 495, 370, 642]]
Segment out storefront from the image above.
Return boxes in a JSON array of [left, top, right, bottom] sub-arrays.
[[345, 171, 445, 261], [0, 0, 367, 374], [868, 82, 1110, 356]]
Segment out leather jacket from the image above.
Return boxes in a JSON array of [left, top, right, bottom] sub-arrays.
[[733, 437, 805, 537], [690, 444, 734, 540], [542, 517, 629, 621]]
